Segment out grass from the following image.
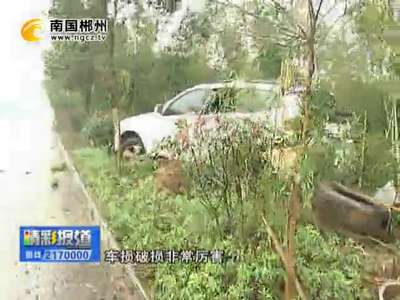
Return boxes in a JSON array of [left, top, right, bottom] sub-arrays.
[[72, 147, 372, 299]]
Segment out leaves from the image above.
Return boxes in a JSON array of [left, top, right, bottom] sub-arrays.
[[46, 0, 400, 298]]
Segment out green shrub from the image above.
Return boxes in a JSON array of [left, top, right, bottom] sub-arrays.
[[74, 146, 370, 299], [81, 111, 113, 146], [296, 225, 369, 300]]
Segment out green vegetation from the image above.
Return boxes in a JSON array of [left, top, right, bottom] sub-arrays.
[[74, 143, 369, 299], [44, 0, 400, 298], [50, 162, 67, 173]]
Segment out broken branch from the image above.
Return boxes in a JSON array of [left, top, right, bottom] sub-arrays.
[[261, 215, 307, 300], [379, 279, 400, 300], [315, 0, 324, 24]]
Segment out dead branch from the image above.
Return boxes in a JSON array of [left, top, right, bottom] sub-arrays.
[[307, 0, 316, 31], [343, 0, 348, 17], [314, 0, 325, 24], [261, 215, 307, 300], [367, 236, 399, 254], [297, 24, 308, 40], [379, 279, 400, 300], [370, 199, 400, 213]]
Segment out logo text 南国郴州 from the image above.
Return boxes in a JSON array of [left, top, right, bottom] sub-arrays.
[[20, 226, 101, 263], [49, 19, 108, 42]]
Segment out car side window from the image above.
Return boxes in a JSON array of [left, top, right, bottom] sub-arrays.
[[202, 87, 274, 114], [235, 88, 275, 113], [163, 89, 208, 115], [202, 87, 237, 114]]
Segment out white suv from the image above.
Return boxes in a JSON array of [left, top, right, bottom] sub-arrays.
[[115, 80, 302, 156]]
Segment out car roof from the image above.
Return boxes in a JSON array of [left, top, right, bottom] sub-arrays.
[[187, 80, 278, 91], [166, 80, 302, 106]]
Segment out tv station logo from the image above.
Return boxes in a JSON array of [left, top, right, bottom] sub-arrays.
[[20, 226, 100, 263], [49, 19, 108, 42], [21, 18, 108, 43]]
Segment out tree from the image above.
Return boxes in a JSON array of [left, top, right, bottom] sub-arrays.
[[209, 1, 356, 298]]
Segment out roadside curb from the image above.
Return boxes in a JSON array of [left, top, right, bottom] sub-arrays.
[[55, 134, 150, 300]]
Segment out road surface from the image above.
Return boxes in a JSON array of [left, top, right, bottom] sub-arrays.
[[0, 1, 140, 299]]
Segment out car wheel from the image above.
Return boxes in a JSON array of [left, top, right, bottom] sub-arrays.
[[120, 135, 145, 159]]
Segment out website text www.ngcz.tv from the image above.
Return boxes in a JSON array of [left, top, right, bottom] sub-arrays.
[[50, 34, 107, 42]]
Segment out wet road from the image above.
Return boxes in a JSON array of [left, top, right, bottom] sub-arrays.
[[0, 104, 139, 300], [0, 1, 139, 299]]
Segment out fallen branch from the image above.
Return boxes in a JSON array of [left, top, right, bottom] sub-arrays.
[[367, 236, 399, 254], [378, 279, 400, 300], [261, 215, 307, 300], [389, 205, 400, 212]]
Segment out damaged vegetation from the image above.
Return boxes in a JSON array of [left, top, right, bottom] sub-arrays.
[[44, 0, 400, 299], [75, 84, 400, 299]]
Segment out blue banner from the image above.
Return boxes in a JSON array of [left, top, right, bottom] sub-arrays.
[[20, 226, 100, 263]]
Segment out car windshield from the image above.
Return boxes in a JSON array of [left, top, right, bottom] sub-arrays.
[[202, 87, 275, 114], [163, 89, 208, 115]]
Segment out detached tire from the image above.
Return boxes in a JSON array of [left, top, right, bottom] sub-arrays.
[[120, 134, 145, 159], [312, 182, 392, 241]]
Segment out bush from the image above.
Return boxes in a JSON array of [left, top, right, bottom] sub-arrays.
[[156, 116, 289, 241], [74, 140, 369, 300], [81, 111, 113, 147]]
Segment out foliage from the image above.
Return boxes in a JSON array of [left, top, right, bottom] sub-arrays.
[[44, 0, 400, 299], [307, 123, 393, 192], [74, 146, 369, 299], [128, 46, 219, 114], [296, 225, 370, 300], [179, 117, 283, 241], [334, 79, 387, 133], [257, 46, 285, 79], [44, 3, 219, 122], [81, 111, 114, 146]]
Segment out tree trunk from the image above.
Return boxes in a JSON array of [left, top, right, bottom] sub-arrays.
[[108, 0, 122, 172], [301, 33, 315, 139], [391, 99, 400, 204], [84, 86, 92, 114], [112, 106, 121, 163], [285, 177, 301, 300], [285, 1, 317, 299]]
